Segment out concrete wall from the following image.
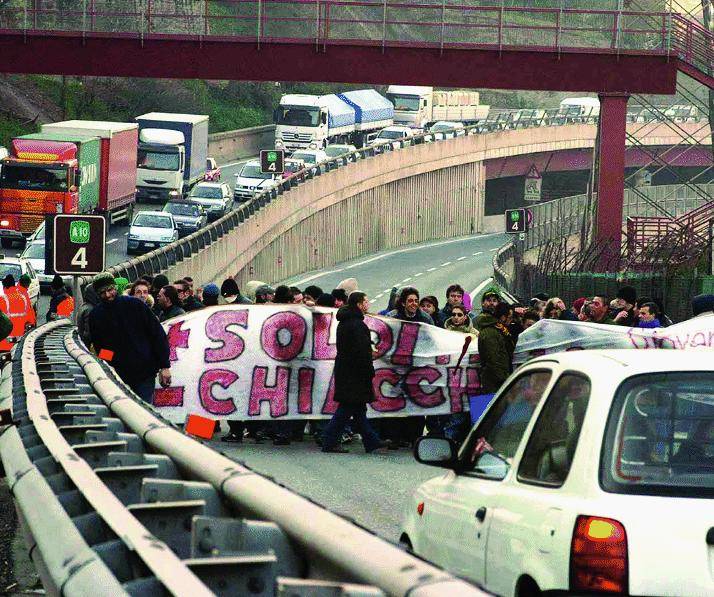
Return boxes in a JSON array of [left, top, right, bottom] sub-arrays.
[[207, 125, 275, 162], [155, 123, 712, 288]]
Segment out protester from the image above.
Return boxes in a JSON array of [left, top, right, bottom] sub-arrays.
[[303, 285, 323, 306], [321, 292, 389, 454], [572, 297, 587, 321], [128, 279, 152, 304], [316, 293, 336, 307], [582, 296, 617, 325], [543, 297, 577, 321], [331, 288, 348, 308], [115, 277, 130, 295], [178, 278, 204, 311], [255, 284, 275, 304], [17, 274, 36, 327], [611, 286, 638, 326], [440, 284, 466, 322], [150, 274, 169, 302], [89, 272, 171, 403], [444, 304, 478, 336], [290, 287, 304, 304], [476, 290, 502, 331], [202, 283, 220, 306], [157, 285, 185, 322], [0, 275, 31, 350], [273, 285, 294, 304], [77, 284, 100, 347], [521, 309, 541, 330], [387, 287, 433, 325], [692, 294, 714, 317], [419, 295, 444, 327], [220, 277, 251, 305], [46, 274, 74, 322], [477, 302, 516, 394], [637, 302, 661, 328]]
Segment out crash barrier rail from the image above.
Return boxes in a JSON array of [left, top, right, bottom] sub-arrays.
[[0, 320, 488, 596]]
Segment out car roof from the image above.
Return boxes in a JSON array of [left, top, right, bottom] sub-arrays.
[[382, 125, 410, 131], [135, 210, 172, 217], [194, 182, 223, 188]]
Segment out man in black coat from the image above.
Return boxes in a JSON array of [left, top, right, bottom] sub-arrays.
[[89, 272, 171, 404], [321, 292, 388, 454]]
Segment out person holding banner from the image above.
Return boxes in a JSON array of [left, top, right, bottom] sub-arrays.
[[322, 291, 389, 454], [477, 302, 516, 394]]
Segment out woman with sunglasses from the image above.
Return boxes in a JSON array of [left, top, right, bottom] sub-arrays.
[[444, 304, 479, 336]]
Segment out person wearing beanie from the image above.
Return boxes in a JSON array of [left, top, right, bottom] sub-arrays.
[[89, 271, 171, 404], [220, 277, 251, 305], [46, 274, 74, 322], [150, 274, 169, 300], [572, 297, 587, 320], [692, 293, 714, 318], [202, 283, 220, 306], [255, 284, 275, 304], [114, 277, 130, 295], [612, 285, 638, 326]]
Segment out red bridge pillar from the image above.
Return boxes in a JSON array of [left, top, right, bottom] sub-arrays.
[[595, 93, 629, 271]]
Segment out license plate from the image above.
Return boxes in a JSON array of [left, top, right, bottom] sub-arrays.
[[144, 242, 155, 248]]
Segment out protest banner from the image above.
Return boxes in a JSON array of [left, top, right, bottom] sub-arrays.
[[155, 305, 482, 423]]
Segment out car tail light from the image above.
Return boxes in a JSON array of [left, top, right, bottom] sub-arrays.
[[570, 515, 628, 594]]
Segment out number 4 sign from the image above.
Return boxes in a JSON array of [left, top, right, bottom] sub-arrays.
[[53, 215, 106, 275]]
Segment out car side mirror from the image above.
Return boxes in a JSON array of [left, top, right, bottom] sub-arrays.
[[414, 437, 459, 469]]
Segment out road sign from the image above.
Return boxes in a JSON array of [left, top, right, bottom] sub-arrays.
[[261, 149, 284, 174], [52, 215, 106, 275], [524, 164, 542, 202], [505, 208, 528, 234]]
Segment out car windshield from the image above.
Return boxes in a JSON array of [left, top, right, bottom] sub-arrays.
[[602, 372, 714, 498], [377, 130, 404, 140], [324, 146, 348, 157], [190, 186, 223, 199], [22, 244, 45, 259], [0, 164, 68, 192], [239, 164, 273, 180], [29, 223, 45, 241], [431, 124, 456, 132], [0, 264, 22, 280], [137, 150, 180, 171], [164, 203, 200, 217], [386, 94, 419, 111], [133, 214, 172, 228], [292, 152, 317, 164], [275, 106, 320, 127]]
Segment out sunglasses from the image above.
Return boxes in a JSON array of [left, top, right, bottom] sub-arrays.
[[453, 312, 466, 317]]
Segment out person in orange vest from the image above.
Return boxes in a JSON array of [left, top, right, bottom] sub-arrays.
[[0, 274, 31, 352], [17, 274, 36, 328], [46, 274, 74, 322]]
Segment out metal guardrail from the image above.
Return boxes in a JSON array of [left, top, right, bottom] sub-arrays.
[[0, 320, 489, 596]]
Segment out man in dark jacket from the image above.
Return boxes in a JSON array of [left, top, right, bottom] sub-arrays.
[[46, 274, 73, 322], [322, 292, 388, 454], [477, 302, 516, 394], [175, 279, 203, 312], [157, 285, 185, 322], [77, 284, 100, 348], [387, 287, 434, 325], [89, 272, 171, 403]]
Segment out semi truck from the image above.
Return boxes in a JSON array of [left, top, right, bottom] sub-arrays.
[[274, 89, 394, 152], [0, 130, 128, 247], [385, 86, 489, 129], [135, 113, 209, 202], [41, 120, 138, 224]]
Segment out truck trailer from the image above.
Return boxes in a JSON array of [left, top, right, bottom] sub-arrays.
[[386, 86, 489, 129], [41, 120, 138, 224], [135, 113, 209, 202], [0, 132, 102, 247], [274, 89, 394, 152]]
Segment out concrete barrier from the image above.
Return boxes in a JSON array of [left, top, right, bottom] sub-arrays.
[[208, 124, 275, 162]]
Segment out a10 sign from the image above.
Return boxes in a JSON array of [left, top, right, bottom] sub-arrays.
[[53, 215, 106, 275], [260, 149, 284, 174]]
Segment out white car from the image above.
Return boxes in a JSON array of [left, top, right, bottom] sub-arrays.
[[0, 255, 39, 309], [324, 144, 359, 165], [233, 161, 278, 203], [402, 350, 714, 597], [428, 121, 465, 140], [127, 211, 178, 255], [371, 125, 414, 151], [188, 182, 233, 221], [18, 240, 68, 293], [290, 149, 329, 175]]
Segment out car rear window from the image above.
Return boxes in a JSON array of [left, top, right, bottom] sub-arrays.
[[601, 372, 714, 498]]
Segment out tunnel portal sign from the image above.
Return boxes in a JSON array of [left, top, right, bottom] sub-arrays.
[[53, 215, 106, 275]]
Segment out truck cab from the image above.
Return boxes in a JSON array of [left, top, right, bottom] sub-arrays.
[[386, 85, 433, 130], [274, 94, 352, 152]]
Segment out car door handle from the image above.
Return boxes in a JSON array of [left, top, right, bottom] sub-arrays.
[[475, 507, 487, 522], [707, 528, 714, 546]]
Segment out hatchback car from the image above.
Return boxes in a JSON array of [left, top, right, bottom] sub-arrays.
[[162, 201, 207, 237], [371, 126, 414, 152], [188, 182, 232, 221], [233, 160, 278, 202], [427, 121, 466, 140], [127, 211, 178, 255], [18, 240, 66, 293], [290, 149, 329, 175], [402, 350, 714, 597], [0, 255, 39, 309], [324, 144, 359, 166]]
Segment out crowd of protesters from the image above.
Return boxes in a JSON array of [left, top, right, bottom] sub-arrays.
[[30, 266, 710, 453]]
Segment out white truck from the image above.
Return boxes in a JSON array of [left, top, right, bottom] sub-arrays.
[[274, 89, 394, 152], [386, 85, 490, 129]]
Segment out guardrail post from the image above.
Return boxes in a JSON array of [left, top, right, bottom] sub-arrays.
[[381, 0, 388, 53], [498, 1, 503, 54], [257, 0, 263, 49], [439, 0, 446, 55], [82, 0, 86, 43], [315, 0, 320, 52]]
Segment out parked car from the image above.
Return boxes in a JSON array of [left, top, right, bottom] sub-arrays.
[[0, 254, 39, 308], [187, 182, 232, 221], [427, 121, 466, 140], [370, 126, 414, 151], [127, 211, 178, 255], [281, 157, 307, 180], [324, 143, 359, 165], [234, 160, 279, 202], [204, 157, 221, 181], [162, 200, 207, 237], [402, 349, 714, 597], [291, 149, 330, 175], [18, 241, 61, 294]]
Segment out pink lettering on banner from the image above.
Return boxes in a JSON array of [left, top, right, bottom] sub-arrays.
[[166, 322, 191, 362], [447, 367, 480, 413], [312, 313, 336, 360], [261, 313, 307, 361], [691, 332, 707, 348], [391, 322, 420, 366], [205, 310, 248, 363], [320, 374, 338, 415], [198, 369, 238, 415], [435, 355, 450, 365], [371, 368, 406, 412], [153, 386, 184, 407], [405, 367, 446, 408], [298, 367, 315, 414], [365, 317, 394, 359], [249, 366, 290, 417]]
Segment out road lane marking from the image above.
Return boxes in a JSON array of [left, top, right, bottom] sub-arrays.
[[440, 261, 451, 267], [490, 248, 498, 252], [470, 277, 494, 301], [106, 239, 118, 245], [414, 272, 423, 277], [427, 267, 437, 272], [473, 251, 483, 256], [457, 256, 467, 261], [401, 277, 412, 283]]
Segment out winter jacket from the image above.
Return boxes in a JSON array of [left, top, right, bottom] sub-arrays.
[[182, 295, 205, 312], [445, 317, 479, 336], [477, 313, 516, 394], [333, 306, 375, 405], [46, 288, 72, 322], [637, 318, 661, 329], [158, 304, 186, 323], [77, 286, 100, 348], [386, 307, 434, 326], [89, 295, 170, 386]]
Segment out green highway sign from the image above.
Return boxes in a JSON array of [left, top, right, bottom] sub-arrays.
[[69, 220, 91, 244], [505, 208, 528, 234], [52, 215, 106, 275], [261, 149, 285, 174]]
